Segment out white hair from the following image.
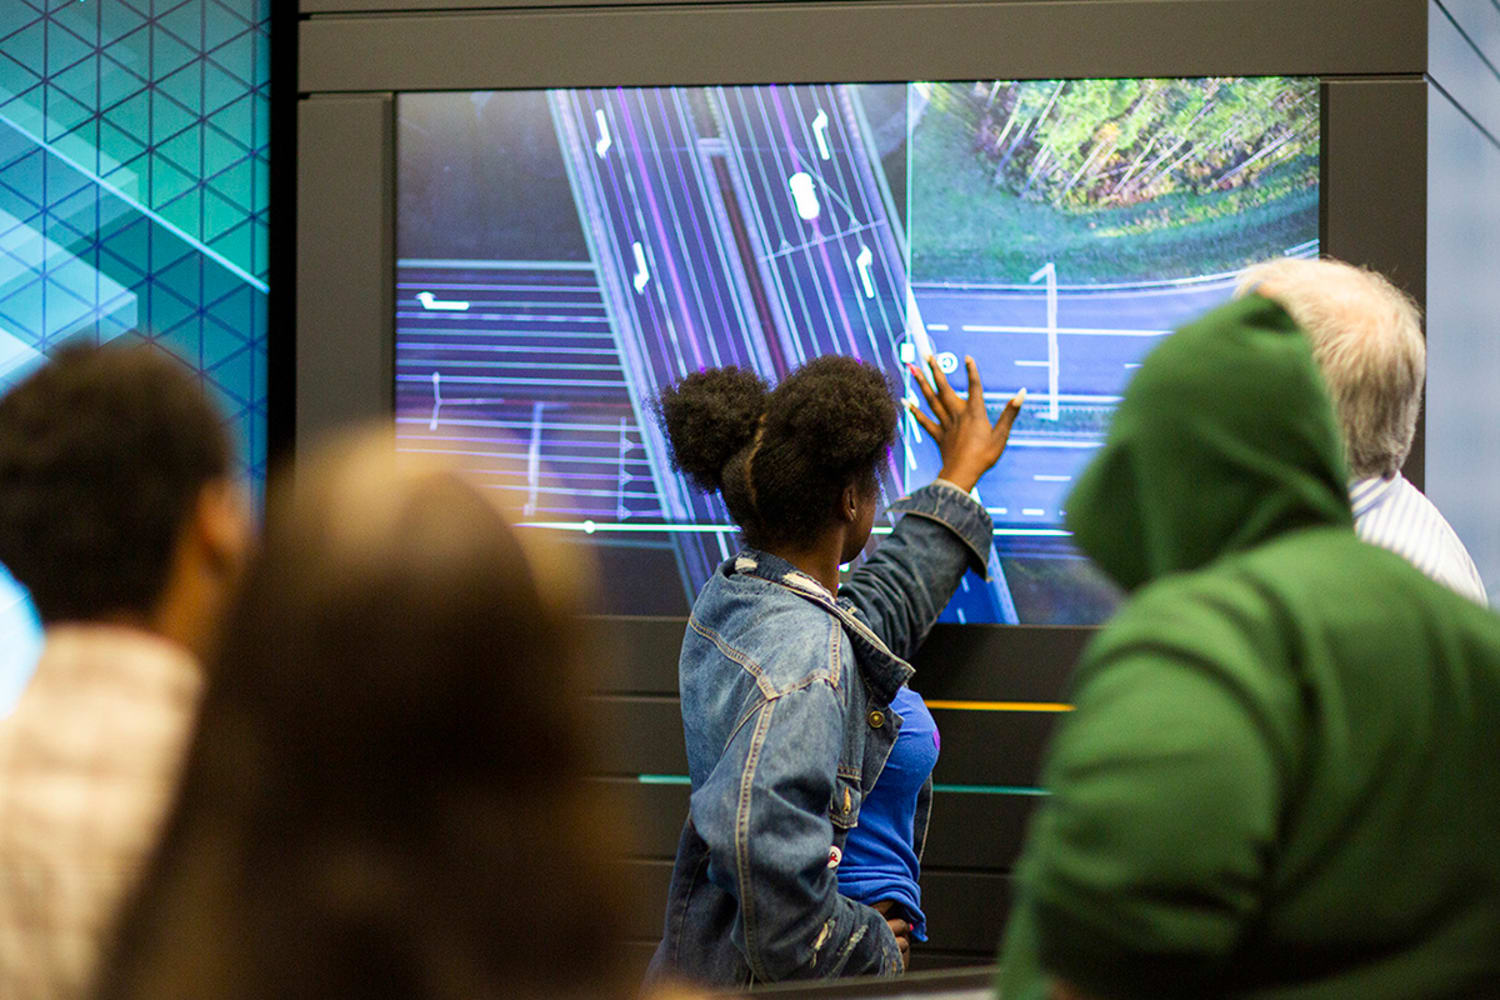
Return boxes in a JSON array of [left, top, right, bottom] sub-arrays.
[[1236, 257, 1425, 479]]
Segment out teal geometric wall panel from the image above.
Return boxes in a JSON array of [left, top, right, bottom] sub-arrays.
[[0, 0, 269, 490], [0, 0, 269, 713]]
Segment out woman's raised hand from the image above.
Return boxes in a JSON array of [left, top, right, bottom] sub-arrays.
[[906, 354, 1025, 494]]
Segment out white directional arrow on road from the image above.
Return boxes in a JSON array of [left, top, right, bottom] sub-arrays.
[[856, 244, 875, 298], [631, 241, 651, 293], [812, 109, 831, 160], [594, 109, 612, 158], [1028, 262, 1060, 421], [416, 291, 470, 311]]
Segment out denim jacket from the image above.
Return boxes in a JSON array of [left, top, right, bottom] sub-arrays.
[[645, 481, 993, 987]]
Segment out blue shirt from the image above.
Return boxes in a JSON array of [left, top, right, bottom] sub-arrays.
[[1350, 473, 1487, 606], [837, 684, 939, 940]]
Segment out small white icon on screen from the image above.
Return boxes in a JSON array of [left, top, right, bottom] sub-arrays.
[[416, 291, 469, 311], [631, 241, 651, 293], [788, 172, 821, 221]]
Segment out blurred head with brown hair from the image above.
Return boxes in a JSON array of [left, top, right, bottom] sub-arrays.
[[97, 429, 634, 1000]]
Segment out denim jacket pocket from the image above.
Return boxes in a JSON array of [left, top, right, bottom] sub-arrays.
[[829, 772, 863, 831]]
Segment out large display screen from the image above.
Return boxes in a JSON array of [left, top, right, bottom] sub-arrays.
[[395, 78, 1320, 623]]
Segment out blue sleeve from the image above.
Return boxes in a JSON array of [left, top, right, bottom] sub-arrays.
[[688, 680, 904, 981], [839, 480, 993, 661]]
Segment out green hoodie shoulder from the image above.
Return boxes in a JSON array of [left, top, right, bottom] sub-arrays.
[[999, 295, 1500, 1000]]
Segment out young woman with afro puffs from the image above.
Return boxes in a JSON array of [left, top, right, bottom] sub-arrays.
[[644, 353, 1024, 988]]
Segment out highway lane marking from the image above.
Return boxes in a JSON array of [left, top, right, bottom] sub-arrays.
[[984, 391, 1123, 404], [1033, 475, 1072, 482], [1022, 508, 1047, 516], [921, 283, 1238, 302], [927, 323, 949, 331], [912, 271, 1244, 293], [1015, 360, 1051, 367], [399, 258, 597, 271], [990, 528, 1072, 536], [760, 220, 884, 261], [395, 312, 610, 324], [1006, 438, 1103, 449], [961, 324, 1169, 337]]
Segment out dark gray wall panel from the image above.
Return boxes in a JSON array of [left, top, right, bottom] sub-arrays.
[[588, 617, 1088, 700], [295, 95, 395, 451], [591, 695, 1060, 787], [589, 616, 690, 694], [593, 777, 690, 857], [300, 0, 1426, 94], [919, 871, 1012, 953], [616, 858, 1012, 956], [1320, 78, 1429, 486], [618, 935, 995, 985], [910, 626, 1087, 703], [591, 777, 1044, 870], [304, 0, 969, 8], [922, 790, 1042, 871], [1321, 79, 1429, 305], [592, 695, 689, 774], [928, 708, 1058, 787]]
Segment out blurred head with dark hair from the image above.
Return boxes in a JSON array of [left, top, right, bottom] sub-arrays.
[[0, 341, 247, 657], [96, 430, 636, 1000]]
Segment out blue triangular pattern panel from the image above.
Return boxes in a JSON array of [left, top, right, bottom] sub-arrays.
[[0, 0, 271, 493]]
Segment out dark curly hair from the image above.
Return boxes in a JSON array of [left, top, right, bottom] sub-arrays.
[[0, 342, 230, 624], [657, 356, 898, 549]]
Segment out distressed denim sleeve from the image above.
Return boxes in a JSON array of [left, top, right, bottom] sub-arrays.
[[840, 480, 993, 661], [689, 680, 903, 981]]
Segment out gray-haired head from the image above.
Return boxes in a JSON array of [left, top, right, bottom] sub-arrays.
[[1236, 257, 1424, 479]]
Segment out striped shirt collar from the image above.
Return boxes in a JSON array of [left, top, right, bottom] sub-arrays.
[[1349, 474, 1401, 518]]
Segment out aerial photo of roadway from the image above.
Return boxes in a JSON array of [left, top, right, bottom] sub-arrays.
[[393, 77, 1320, 623]]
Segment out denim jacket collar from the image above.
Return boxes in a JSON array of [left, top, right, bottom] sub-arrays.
[[727, 549, 914, 705]]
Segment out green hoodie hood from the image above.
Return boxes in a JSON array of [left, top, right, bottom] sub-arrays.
[[1065, 294, 1353, 592]]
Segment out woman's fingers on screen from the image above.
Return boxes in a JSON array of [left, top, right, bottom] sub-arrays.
[[925, 354, 964, 418], [992, 386, 1027, 447], [965, 355, 986, 415], [906, 399, 942, 440], [907, 362, 946, 425]]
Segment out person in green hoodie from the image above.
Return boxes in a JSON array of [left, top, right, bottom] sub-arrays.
[[997, 294, 1500, 1000]]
